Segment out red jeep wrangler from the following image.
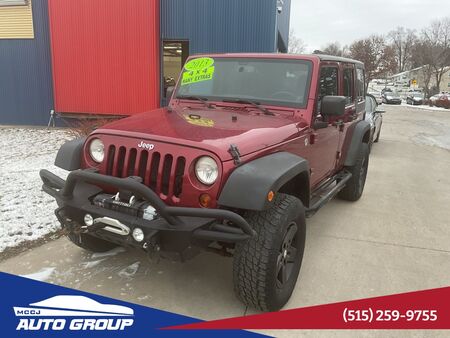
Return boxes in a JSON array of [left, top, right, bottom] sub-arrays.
[[41, 54, 371, 311]]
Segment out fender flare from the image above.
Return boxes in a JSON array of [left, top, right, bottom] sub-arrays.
[[54, 137, 86, 171], [344, 120, 371, 166], [218, 152, 309, 211]]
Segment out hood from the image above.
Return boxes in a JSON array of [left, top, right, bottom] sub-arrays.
[[96, 106, 307, 161]]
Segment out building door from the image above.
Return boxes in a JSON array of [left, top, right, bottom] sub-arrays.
[[162, 40, 189, 102]]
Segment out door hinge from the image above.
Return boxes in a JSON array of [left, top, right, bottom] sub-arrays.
[[336, 151, 341, 159]]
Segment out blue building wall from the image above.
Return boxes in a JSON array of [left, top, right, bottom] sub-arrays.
[[0, 0, 54, 126], [0, 0, 291, 125], [277, 0, 291, 52], [161, 0, 280, 54]]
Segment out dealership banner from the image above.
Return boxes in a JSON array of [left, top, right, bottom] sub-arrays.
[[0, 272, 261, 337], [167, 287, 450, 330], [1, 272, 448, 336]]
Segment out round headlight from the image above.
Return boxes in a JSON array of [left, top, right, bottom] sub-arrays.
[[89, 138, 104, 163], [195, 156, 218, 185]]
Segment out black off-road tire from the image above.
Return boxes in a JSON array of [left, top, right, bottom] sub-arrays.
[[67, 232, 118, 253], [338, 143, 370, 201], [233, 193, 306, 312]]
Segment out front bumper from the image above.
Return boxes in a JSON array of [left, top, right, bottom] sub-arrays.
[[40, 169, 255, 253], [385, 98, 402, 104]]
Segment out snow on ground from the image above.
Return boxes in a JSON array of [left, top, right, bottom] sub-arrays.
[[20, 267, 56, 282], [118, 261, 141, 279], [0, 127, 72, 253], [91, 246, 126, 259], [400, 102, 450, 112]]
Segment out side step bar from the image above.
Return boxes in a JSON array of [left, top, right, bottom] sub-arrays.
[[306, 172, 352, 218]]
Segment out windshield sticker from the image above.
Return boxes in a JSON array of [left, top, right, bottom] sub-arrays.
[[183, 114, 215, 127], [181, 58, 215, 86]]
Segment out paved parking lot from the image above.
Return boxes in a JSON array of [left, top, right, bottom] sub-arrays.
[[1, 105, 449, 336]]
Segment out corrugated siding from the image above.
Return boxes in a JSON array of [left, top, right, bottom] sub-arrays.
[[277, 0, 291, 52], [0, 0, 53, 125], [0, 0, 34, 39], [48, 0, 160, 115], [161, 0, 278, 54]]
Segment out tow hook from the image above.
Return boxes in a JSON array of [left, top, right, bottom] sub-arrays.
[[143, 239, 161, 262]]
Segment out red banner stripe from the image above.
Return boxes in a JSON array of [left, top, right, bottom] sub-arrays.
[[163, 287, 450, 330]]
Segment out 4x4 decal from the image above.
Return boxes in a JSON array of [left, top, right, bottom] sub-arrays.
[[181, 57, 215, 86]]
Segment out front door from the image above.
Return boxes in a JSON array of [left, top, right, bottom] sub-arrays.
[[308, 64, 342, 187]]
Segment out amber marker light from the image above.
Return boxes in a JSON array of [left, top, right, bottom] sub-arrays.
[[199, 193, 212, 208], [267, 191, 275, 202]]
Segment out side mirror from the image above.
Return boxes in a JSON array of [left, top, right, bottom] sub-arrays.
[[166, 86, 175, 100], [313, 121, 328, 130], [321, 96, 346, 116]]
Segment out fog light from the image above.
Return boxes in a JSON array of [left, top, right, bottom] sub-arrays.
[[199, 193, 212, 208], [84, 214, 94, 227], [132, 228, 144, 242]]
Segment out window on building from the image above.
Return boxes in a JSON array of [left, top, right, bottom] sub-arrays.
[[162, 40, 189, 99], [0, 0, 28, 6], [0, 0, 33, 39], [356, 68, 365, 102], [343, 67, 354, 104]]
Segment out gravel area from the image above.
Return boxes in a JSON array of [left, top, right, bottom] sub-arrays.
[[0, 128, 71, 253]]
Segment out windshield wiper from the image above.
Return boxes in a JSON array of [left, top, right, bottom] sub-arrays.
[[221, 99, 274, 116], [176, 95, 211, 108]]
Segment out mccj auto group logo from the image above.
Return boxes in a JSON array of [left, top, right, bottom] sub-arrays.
[[13, 295, 134, 331]]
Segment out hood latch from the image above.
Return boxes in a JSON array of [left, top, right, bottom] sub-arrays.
[[228, 144, 241, 166]]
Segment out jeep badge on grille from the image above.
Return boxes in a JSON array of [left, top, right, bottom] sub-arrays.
[[137, 141, 155, 150]]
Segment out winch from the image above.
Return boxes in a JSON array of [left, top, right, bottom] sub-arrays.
[[92, 193, 158, 221]]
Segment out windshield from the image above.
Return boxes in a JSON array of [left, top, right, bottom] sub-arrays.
[[413, 93, 423, 98], [175, 57, 312, 108]]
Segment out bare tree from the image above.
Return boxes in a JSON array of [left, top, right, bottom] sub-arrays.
[[388, 27, 417, 73], [422, 17, 450, 91], [411, 40, 436, 96], [321, 42, 344, 57], [349, 35, 397, 89], [288, 29, 307, 54]]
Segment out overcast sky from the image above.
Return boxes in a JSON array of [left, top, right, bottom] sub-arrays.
[[290, 0, 450, 53]]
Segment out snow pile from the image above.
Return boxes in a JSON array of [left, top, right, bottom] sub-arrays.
[[118, 262, 141, 279], [400, 102, 449, 112], [20, 267, 56, 281], [0, 128, 72, 253]]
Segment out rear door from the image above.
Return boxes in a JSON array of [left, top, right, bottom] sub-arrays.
[[337, 64, 365, 166]]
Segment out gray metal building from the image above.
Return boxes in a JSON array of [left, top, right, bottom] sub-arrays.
[[0, 0, 54, 125]]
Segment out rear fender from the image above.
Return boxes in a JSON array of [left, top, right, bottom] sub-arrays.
[[344, 120, 371, 166]]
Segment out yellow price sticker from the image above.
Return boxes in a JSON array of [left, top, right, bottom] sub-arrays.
[[181, 57, 215, 86], [183, 114, 215, 127]]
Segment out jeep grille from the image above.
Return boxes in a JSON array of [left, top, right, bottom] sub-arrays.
[[104, 145, 186, 199]]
